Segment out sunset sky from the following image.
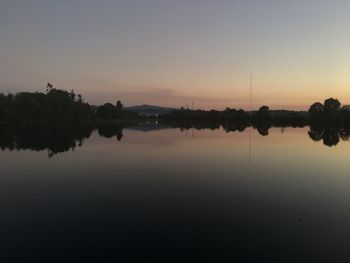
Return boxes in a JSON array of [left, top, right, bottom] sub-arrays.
[[1, 0, 349, 110]]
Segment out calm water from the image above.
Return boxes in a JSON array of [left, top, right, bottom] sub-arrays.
[[1, 124, 350, 262]]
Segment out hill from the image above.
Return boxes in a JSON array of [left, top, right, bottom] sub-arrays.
[[125, 105, 176, 115]]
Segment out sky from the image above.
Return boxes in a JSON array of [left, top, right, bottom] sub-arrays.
[[1, 0, 350, 110]]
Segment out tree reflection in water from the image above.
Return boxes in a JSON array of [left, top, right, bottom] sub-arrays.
[[0, 123, 349, 157], [308, 126, 350, 147], [0, 123, 95, 158], [97, 123, 123, 141]]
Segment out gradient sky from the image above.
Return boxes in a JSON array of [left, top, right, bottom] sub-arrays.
[[1, 0, 349, 109]]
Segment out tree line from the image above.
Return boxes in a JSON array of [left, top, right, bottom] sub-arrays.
[[160, 105, 308, 127], [308, 98, 350, 124], [161, 98, 350, 127], [0, 83, 137, 122], [1, 85, 350, 126]]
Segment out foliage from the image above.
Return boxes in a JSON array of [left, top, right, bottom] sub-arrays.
[[1, 84, 350, 128], [0, 84, 92, 122], [309, 102, 324, 114], [0, 84, 132, 122], [323, 98, 341, 113]]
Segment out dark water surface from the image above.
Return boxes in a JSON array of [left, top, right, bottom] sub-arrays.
[[1, 124, 350, 262]]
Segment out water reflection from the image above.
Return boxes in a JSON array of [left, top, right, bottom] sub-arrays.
[[256, 125, 271, 136], [1, 122, 350, 262], [308, 126, 350, 147], [0, 123, 94, 158], [97, 123, 123, 140], [1, 123, 350, 157]]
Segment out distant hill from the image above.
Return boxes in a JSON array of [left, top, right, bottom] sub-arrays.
[[125, 105, 176, 115]]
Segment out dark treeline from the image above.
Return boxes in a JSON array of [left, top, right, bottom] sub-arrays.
[[1, 86, 349, 157], [308, 98, 350, 125], [161, 97, 350, 127], [161, 106, 309, 129], [0, 83, 137, 122], [1, 85, 350, 127], [0, 84, 92, 122]]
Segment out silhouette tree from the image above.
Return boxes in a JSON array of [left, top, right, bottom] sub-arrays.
[[323, 98, 341, 113], [116, 100, 123, 111], [253, 105, 271, 124], [309, 102, 324, 114], [77, 94, 83, 103], [341, 105, 350, 112], [258, 106, 270, 118], [46, 83, 53, 93], [98, 103, 116, 119], [70, 89, 76, 100], [259, 105, 269, 113]]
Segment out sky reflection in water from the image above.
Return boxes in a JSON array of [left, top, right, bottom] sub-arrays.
[[1, 125, 350, 262]]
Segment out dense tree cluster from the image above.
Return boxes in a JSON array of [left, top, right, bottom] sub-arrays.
[[0, 84, 92, 122], [1, 84, 350, 129], [0, 84, 136, 122], [308, 98, 350, 124], [162, 98, 350, 127], [97, 100, 125, 119]]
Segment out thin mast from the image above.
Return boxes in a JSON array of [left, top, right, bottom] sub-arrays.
[[250, 72, 252, 112]]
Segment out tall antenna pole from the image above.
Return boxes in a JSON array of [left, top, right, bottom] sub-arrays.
[[250, 72, 252, 112]]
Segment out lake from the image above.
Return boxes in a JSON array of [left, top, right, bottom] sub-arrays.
[[1, 123, 350, 262]]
